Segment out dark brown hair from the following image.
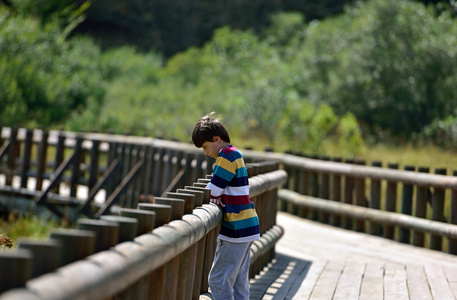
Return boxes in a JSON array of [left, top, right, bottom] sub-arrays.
[[192, 113, 230, 148]]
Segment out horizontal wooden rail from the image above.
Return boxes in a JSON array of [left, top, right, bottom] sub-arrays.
[[279, 189, 457, 245], [243, 151, 457, 189]]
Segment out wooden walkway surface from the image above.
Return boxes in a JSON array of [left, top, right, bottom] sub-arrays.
[[249, 212, 457, 300]]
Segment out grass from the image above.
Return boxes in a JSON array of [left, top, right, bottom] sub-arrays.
[[238, 135, 457, 174], [0, 213, 63, 250]]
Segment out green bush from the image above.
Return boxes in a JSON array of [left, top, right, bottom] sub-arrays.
[[0, 4, 103, 128], [293, 0, 457, 139]]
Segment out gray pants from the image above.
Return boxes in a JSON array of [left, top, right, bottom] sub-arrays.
[[208, 237, 252, 300]]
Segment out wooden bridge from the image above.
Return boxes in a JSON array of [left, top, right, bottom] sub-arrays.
[[1, 128, 457, 299], [249, 212, 457, 299]]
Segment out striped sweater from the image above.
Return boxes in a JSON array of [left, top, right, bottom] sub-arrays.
[[206, 145, 260, 243]]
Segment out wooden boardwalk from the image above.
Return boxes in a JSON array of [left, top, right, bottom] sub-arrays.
[[249, 212, 457, 300]]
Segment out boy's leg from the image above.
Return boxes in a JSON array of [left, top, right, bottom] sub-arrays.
[[208, 238, 252, 300], [233, 242, 252, 300]]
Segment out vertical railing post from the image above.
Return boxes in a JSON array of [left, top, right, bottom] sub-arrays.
[[369, 161, 382, 235], [384, 163, 398, 240], [88, 139, 100, 195], [399, 165, 415, 243], [320, 157, 330, 223], [449, 170, 457, 255], [5, 127, 18, 187], [342, 159, 355, 230], [308, 170, 319, 220], [70, 135, 83, 198], [35, 129, 49, 191], [52, 131, 65, 194], [20, 129, 33, 189], [142, 145, 155, 197], [430, 168, 446, 251], [354, 160, 366, 232], [330, 158, 342, 227], [412, 167, 429, 247]]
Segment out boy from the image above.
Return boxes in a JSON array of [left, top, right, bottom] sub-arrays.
[[192, 113, 260, 300]]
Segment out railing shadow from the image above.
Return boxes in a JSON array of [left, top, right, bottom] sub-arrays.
[[249, 253, 314, 300]]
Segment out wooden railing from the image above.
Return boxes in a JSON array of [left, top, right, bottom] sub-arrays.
[[242, 151, 457, 255], [0, 169, 287, 299], [0, 127, 287, 299], [0, 127, 218, 220]]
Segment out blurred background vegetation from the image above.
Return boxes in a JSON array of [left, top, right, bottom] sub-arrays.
[[1, 0, 457, 164]]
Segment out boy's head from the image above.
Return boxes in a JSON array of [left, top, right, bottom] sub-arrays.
[[192, 113, 231, 148]]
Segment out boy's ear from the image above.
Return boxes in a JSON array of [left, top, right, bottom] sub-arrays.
[[212, 136, 221, 143]]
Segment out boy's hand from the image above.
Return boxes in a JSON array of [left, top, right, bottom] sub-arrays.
[[210, 197, 226, 208]]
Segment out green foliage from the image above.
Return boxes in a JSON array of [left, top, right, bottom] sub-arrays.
[[0, 213, 60, 245], [4, 0, 457, 157], [420, 116, 457, 150], [295, 0, 457, 139], [0, 4, 102, 128], [279, 102, 339, 153], [337, 112, 366, 157]]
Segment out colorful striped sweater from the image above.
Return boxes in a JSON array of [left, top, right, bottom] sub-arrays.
[[206, 145, 260, 243]]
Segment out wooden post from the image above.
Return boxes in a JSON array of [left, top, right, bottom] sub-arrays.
[[167, 192, 195, 214], [153, 147, 165, 196], [88, 139, 100, 195], [193, 237, 207, 299], [185, 186, 210, 205], [308, 170, 319, 220], [369, 161, 382, 235], [320, 157, 330, 224], [164, 256, 180, 300], [100, 215, 138, 243], [18, 238, 61, 278], [0, 249, 32, 293], [331, 158, 342, 227], [412, 167, 429, 247], [70, 135, 83, 198], [52, 131, 65, 194], [138, 203, 172, 227], [35, 129, 48, 191], [149, 264, 166, 300], [20, 129, 33, 189], [142, 145, 155, 197], [119, 208, 156, 235], [449, 170, 457, 255], [177, 188, 203, 208], [384, 163, 398, 240], [154, 197, 185, 220], [430, 168, 446, 251], [399, 165, 415, 244], [77, 219, 119, 253], [354, 160, 366, 232], [342, 159, 355, 230], [49, 228, 96, 266]]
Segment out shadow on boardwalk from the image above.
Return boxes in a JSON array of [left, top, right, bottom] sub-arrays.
[[250, 253, 314, 300]]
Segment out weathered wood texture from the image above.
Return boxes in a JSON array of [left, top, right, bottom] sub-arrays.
[[249, 212, 457, 299]]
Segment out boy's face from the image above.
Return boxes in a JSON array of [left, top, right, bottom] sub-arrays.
[[201, 136, 223, 158]]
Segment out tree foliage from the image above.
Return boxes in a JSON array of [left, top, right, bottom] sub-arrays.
[[293, 0, 457, 139], [2, 0, 457, 156]]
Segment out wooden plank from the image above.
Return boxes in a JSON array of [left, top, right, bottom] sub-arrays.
[[405, 264, 432, 300], [333, 261, 365, 300], [284, 259, 327, 300], [443, 266, 457, 298], [384, 263, 409, 300], [359, 261, 384, 300], [309, 260, 345, 299], [424, 264, 455, 300]]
